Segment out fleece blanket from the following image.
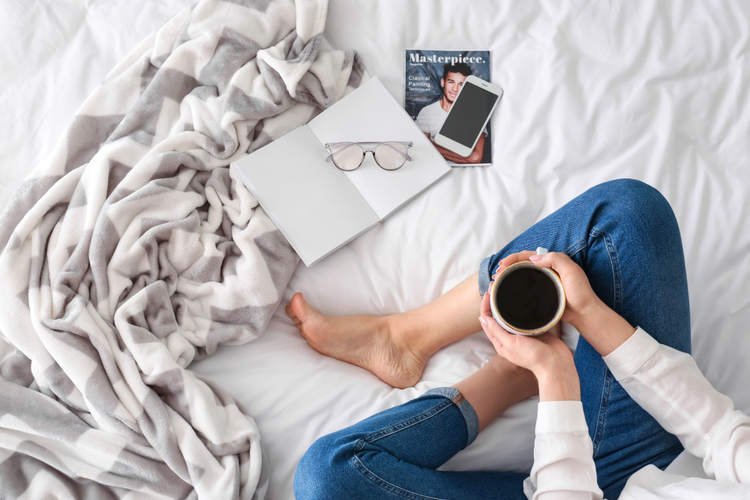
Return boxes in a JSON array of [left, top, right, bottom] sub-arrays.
[[0, 0, 364, 498]]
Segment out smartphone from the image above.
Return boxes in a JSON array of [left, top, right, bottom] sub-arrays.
[[434, 75, 503, 158]]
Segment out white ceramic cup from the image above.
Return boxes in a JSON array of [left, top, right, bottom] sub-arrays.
[[490, 247, 566, 336]]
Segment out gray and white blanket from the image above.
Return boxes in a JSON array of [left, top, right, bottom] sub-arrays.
[[0, 0, 364, 498]]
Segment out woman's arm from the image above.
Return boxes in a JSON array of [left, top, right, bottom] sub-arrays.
[[604, 328, 750, 484], [528, 252, 750, 484], [479, 293, 603, 499], [526, 251, 636, 357]]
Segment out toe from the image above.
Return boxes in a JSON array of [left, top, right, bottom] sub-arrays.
[[290, 292, 307, 315]]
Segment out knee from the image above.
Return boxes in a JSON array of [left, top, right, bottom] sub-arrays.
[[600, 178, 664, 205], [294, 433, 353, 500], [598, 179, 677, 229]]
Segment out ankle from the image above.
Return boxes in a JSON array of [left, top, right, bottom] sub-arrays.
[[490, 357, 539, 400], [394, 308, 458, 360]]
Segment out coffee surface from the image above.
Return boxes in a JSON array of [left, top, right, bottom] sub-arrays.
[[495, 267, 558, 330]]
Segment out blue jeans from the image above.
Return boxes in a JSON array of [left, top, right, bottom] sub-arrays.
[[295, 179, 691, 500]]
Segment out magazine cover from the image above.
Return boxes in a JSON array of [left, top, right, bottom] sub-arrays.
[[405, 49, 492, 166]]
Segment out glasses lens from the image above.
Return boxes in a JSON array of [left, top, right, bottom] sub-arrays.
[[330, 143, 364, 171], [374, 142, 409, 171]]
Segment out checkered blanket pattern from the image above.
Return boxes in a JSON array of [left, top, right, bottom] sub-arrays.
[[0, 0, 364, 498]]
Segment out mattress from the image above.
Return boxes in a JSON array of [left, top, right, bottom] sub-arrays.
[[2, 1, 749, 499]]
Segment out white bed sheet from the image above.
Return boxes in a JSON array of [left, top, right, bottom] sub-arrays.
[[2, 1, 750, 499]]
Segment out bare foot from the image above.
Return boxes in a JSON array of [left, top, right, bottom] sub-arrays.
[[285, 293, 428, 388]]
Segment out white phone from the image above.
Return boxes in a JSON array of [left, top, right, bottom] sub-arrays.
[[434, 75, 503, 158]]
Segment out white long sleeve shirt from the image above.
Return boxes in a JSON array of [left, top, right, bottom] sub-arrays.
[[522, 327, 750, 499]]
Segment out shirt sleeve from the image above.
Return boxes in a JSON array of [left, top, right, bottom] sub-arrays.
[[603, 327, 750, 483], [523, 401, 604, 499]]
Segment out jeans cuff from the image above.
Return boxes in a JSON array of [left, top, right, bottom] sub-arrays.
[[422, 387, 480, 446], [478, 255, 492, 296]]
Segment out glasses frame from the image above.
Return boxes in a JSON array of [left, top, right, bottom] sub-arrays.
[[324, 141, 413, 172]]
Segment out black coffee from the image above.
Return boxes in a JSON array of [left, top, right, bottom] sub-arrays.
[[495, 267, 559, 331]]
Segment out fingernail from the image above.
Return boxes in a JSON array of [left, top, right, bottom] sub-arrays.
[[529, 254, 542, 261], [478, 316, 488, 327]]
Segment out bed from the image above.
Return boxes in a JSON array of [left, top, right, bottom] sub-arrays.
[[1, 0, 749, 498]]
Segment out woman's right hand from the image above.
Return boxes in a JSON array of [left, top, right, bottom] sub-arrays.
[[528, 251, 603, 330], [529, 251, 637, 357]]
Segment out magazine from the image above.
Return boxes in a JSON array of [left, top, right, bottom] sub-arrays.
[[405, 49, 493, 166]]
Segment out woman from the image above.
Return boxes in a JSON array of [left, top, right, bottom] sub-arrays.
[[288, 179, 750, 499]]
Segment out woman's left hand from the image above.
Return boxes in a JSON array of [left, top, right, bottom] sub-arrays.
[[489, 250, 538, 285], [479, 292, 580, 401]]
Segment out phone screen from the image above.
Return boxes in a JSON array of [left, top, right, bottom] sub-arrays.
[[439, 82, 499, 148]]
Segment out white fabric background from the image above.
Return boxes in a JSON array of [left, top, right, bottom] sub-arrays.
[[2, 1, 750, 498]]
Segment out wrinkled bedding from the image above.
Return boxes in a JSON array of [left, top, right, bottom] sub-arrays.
[[0, 0, 362, 498], [2, 1, 750, 499]]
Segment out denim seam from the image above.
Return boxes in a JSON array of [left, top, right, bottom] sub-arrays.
[[356, 399, 456, 446], [423, 387, 479, 445], [348, 398, 460, 500], [600, 230, 622, 313], [592, 367, 613, 454], [451, 392, 465, 406], [350, 455, 448, 500], [585, 228, 621, 454], [564, 236, 589, 258]]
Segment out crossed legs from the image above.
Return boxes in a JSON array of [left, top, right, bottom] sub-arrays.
[[286, 272, 541, 432], [290, 179, 691, 499]]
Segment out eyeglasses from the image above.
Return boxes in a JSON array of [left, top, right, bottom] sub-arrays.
[[325, 141, 413, 172]]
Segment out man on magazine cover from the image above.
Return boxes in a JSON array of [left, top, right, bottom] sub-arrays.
[[416, 62, 486, 164]]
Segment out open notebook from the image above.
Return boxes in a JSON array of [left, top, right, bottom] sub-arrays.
[[231, 77, 451, 266]]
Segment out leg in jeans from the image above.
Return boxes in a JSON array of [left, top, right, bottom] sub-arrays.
[[295, 360, 535, 500], [295, 178, 690, 499], [479, 178, 691, 498]]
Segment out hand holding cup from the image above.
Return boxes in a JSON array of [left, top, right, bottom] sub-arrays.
[[479, 291, 579, 401], [526, 250, 603, 329], [489, 248, 566, 336]]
